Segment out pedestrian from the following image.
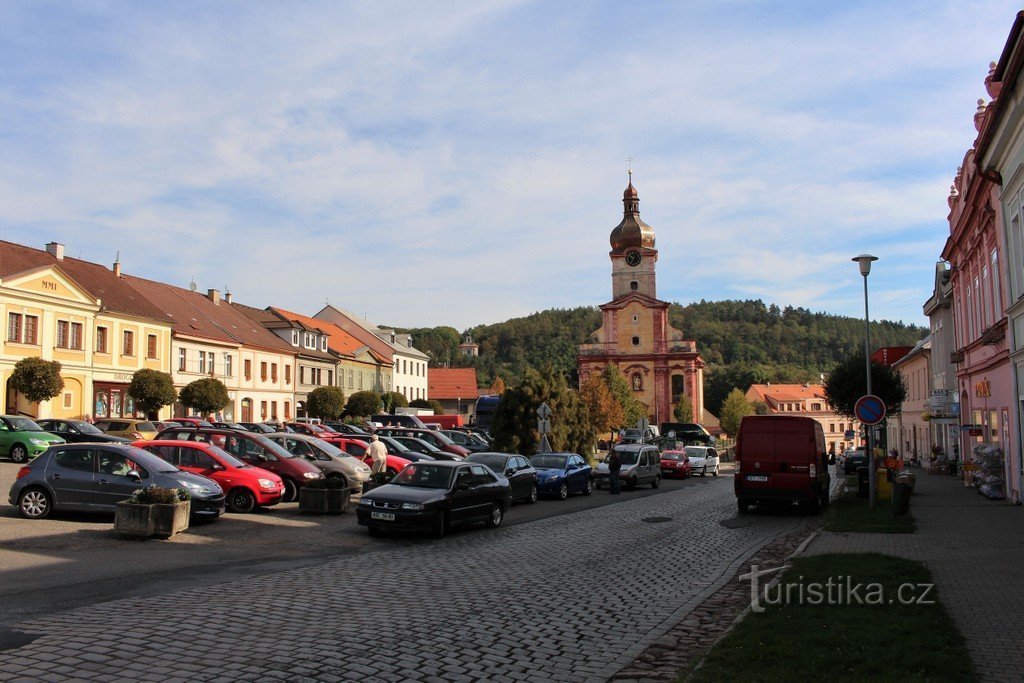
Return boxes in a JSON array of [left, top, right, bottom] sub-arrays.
[[607, 448, 622, 494], [367, 433, 388, 477]]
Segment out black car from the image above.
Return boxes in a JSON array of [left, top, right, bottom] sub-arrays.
[[440, 429, 490, 453], [390, 436, 461, 461], [376, 435, 435, 462], [465, 452, 538, 504], [237, 422, 277, 434], [323, 421, 368, 436], [356, 461, 511, 538], [842, 449, 869, 475], [36, 419, 132, 444], [211, 422, 248, 431]]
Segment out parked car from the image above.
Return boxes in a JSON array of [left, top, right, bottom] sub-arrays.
[[371, 413, 427, 429], [136, 440, 284, 513], [92, 418, 165, 440], [326, 436, 413, 475], [9, 443, 225, 519], [594, 444, 660, 490], [376, 428, 470, 458], [465, 452, 538, 504], [236, 422, 277, 434], [375, 435, 435, 462], [356, 461, 511, 537], [210, 422, 248, 431], [841, 448, 868, 475], [36, 419, 131, 445], [619, 426, 659, 444], [529, 452, 593, 499], [154, 427, 324, 502], [659, 450, 692, 479], [685, 446, 721, 477], [0, 415, 65, 463], [734, 415, 832, 514], [440, 429, 490, 453], [264, 433, 372, 493], [168, 417, 214, 428], [389, 436, 462, 461], [658, 422, 715, 447], [323, 421, 368, 436]]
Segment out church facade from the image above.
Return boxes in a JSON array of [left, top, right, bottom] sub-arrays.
[[577, 176, 705, 426]]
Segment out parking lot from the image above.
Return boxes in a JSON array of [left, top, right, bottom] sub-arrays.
[[0, 461, 733, 628]]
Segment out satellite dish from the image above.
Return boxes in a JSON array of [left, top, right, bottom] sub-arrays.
[[189, 281, 197, 292]]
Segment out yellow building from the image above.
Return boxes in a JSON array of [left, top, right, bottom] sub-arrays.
[[1, 241, 172, 420], [745, 383, 860, 453]]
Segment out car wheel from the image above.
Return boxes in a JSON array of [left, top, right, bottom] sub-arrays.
[[651, 475, 660, 489], [737, 498, 751, 514], [712, 465, 719, 477], [485, 503, 503, 528], [19, 487, 52, 519], [583, 478, 594, 496], [525, 484, 538, 504], [10, 444, 29, 464], [431, 512, 447, 538], [227, 488, 256, 514], [558, 483, 568, 500], [282, 478, 299, 503]]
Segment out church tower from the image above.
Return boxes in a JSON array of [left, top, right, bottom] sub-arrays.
[[578, 174, 706, 427]]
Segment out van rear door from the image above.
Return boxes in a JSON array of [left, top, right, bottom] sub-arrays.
[[739, 418, 815, 496]]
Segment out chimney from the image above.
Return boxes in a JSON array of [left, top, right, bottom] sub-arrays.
[[225, 290, 233, 304], [113, 261, 121, 277], [45, 242, 65, 260], [207, 288, 221, 305]]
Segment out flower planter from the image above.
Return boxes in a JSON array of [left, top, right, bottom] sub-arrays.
[[115, 500, 190, 539], [326, 488, 350, 515], [298, 487, 330, 515], [152, 501, 190, 538]]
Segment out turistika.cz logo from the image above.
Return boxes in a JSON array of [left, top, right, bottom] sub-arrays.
[[739, 564, 936, 614]]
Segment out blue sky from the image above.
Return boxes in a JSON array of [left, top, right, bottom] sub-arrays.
[[0, 1, 1017, 330]]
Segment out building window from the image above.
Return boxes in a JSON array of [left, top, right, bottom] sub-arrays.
[[244, 359, 252, 380], [63, 392, 72, 409], [631, 336, 640, 346], [321, 338, 327, 352], [327, 370, 333, 386], [207, 351, 215, 375], [271, 363, 278, 382], [285, 365, 291, 384], [198, 352, 206, 374], [7, 313, 21, 342], [122, 330, 134, 356], [271, 401, 278, 419], [991, 248, 1002, 317], [56, 320, 69, 348], [178, 348, 187, 372], [291, 330, 299, 346], [299, 367, 305, 384], [830, 423, 836, 433], [358, 371, 363, 389], [261, 362, 268, 381], [260, 400, 268, 419], [811, 402, 821, 411], [147, 334, 157, 359], [96, 326, 108, 353], [348, 369, 354, 388], [284, 401, 291, 420], [225, 354, 233, 377], [630, 281, 638, 291]]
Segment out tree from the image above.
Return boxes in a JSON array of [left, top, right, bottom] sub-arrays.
[[410, 398, 445, 414], [178, 378, 229, 416], [127, 369, 176, 417], [346, 390, 383, 417], [490, 376, 506, 395], [492, 365, 594, 456], [306, 386, 346, 420], [579, 372, 622, 441], [381, 391, 408, 413], [719, 389, 755, 437], [601, 365, 647, 427], [673, 395, 695, 422], [752, 400, 770, 415], [9, 357, 63, 405], [824, 351, 907, 419]]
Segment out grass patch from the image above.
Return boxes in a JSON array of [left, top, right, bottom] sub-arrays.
[[688, 553, 977, 682], [823, 486, 917, 533]]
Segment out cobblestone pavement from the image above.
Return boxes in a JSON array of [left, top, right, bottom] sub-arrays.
[[805, 471, 1024, 683], [0, 476, 813, 682]]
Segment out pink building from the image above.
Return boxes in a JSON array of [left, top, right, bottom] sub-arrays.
[[941, 92, 1014, 491]]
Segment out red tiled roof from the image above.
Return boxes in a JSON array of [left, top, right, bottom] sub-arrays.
[[233, 303, 335, 361], [0, 240, 166, 322], [272, 307, 388, 364], [428, 368, 479, 400], [746, 384, 826, 403]]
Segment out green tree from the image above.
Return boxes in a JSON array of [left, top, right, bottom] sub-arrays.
[[719, 389, 755, 437], [580, 372, 622, 442], [127, 369, 177, 417], [492, 365, 594, 456], [752, 400, 770, 415], [306, 386, 346, 420], [9, 357, 64, 405], [346, 390, 383, 417], [381, 391, 408, 413], [178, 378, 229, 415], [673, 394, 695, 422], [824, 351, 907, 419], [602, 365, 647, 427], [410, 398, 445, 414]]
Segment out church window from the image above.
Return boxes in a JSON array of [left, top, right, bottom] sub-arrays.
[[630, 281, 638, 291], [632, 336, 640, 346], [632, 315, 638, 324]]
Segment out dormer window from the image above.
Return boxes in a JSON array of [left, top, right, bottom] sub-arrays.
[[320, 338, 327, 352], [291, 330, 299, 346]]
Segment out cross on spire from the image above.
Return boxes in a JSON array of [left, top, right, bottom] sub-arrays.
[[626, 155, 633, 182]]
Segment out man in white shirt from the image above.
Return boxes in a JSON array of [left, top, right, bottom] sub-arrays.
[[367, 434, 388, 475]]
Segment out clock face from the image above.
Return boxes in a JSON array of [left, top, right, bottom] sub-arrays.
[[625, 250, 642, 267]]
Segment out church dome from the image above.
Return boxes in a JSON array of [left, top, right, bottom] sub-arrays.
[[610, 177, 655, 251]]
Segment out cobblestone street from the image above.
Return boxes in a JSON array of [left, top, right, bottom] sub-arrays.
[[0, 477, 814, 682]]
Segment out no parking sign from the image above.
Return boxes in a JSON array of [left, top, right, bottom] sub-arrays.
[[854, 395, 886, 426]]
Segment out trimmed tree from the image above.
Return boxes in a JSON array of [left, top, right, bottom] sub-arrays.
[[9, 357, 64, 405], [178, 378, 229, 416], [673, 394, 696, 423], [492, 365, 595, 456], [346, 390, 383, 417], [718, 388, 755, 437], [127, 369, 177, 418], [824, 352, 907, 419], [381, 391, 409, 413], [306, 386, 346, 420], [410, 398, 445, 414]]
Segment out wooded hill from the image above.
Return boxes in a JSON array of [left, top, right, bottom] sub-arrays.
[[391, 299, 927, 416]]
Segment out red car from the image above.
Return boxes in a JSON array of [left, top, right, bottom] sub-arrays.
[[660, 450, 693, 478], [285, 422, 348, 446], [333, 437, 412, 475], [135, 439, 285, 513], [168, 417, 214, 428]]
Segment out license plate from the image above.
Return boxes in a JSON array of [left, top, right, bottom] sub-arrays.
[[746, 474, 769, 482], [661, 469, 674, 474], [371, 511, 395, 521]]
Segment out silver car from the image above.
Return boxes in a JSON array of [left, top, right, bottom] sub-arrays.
[[594, 444, 661, 490], [686, 446, 720, 477], [264, 432, 372, 493]]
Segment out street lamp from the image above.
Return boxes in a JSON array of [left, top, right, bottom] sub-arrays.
[[852, 254, 878, 508]]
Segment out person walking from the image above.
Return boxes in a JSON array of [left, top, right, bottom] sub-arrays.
[[607, 448, 622, 494], [367, 433, 388, 477]]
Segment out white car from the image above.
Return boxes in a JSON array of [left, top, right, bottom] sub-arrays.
[[685, 446, 720, 477]]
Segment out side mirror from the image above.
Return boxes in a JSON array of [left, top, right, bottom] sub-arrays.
[[211, 463, 225, 471], [126, 470, 142, 483], [505, 468, 516, 477]]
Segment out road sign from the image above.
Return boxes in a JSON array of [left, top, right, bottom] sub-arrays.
[[854, 395, 886, 426], [637, 417, 650, 431], [537, 418, 551, 434], [844, 429, 855, 439], [537, 403, 552, 419]]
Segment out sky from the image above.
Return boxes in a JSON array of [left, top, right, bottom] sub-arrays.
[[0, 1, 1018, 331]]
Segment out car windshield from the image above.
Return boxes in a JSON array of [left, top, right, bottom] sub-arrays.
[[382, 438, 409, 453], [662, 452, 685, 461], [471, 454, 508, 472], [611, 448, 639, 465], [390, 463, 453, 489], [685, 447, 707, 458], [531, 455, 568, 469], [467, 433, 489, 447], [71, 421, 106, 435], [8, 417, 43, 431], [205, 444, 249, 468]]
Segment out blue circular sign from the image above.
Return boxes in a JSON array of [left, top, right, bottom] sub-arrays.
[[854, 395, 887, 426]]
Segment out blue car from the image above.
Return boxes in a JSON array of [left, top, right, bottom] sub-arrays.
[[528, 452, 593, 500]]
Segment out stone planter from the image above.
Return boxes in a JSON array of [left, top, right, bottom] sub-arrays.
[[298, 487, 330, 514], [326, 488, 350, 515], [152, 501, 190, 538], [115, 500, 190, 539]]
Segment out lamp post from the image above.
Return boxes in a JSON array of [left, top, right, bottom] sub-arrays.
[[852, 254, 878, 509]]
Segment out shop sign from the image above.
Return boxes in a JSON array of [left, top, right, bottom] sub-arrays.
[[974, 379, 991, 398]]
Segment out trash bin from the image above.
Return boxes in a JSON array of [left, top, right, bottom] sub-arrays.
[[857, 466, 869, 498], [876, 468, 892, 500], [892, 482, 912, 516]]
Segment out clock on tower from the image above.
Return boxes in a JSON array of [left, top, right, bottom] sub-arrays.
[[625, 250, 641, 267]]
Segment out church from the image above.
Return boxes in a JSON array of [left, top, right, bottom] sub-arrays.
[[577, 175, 705, 426]]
